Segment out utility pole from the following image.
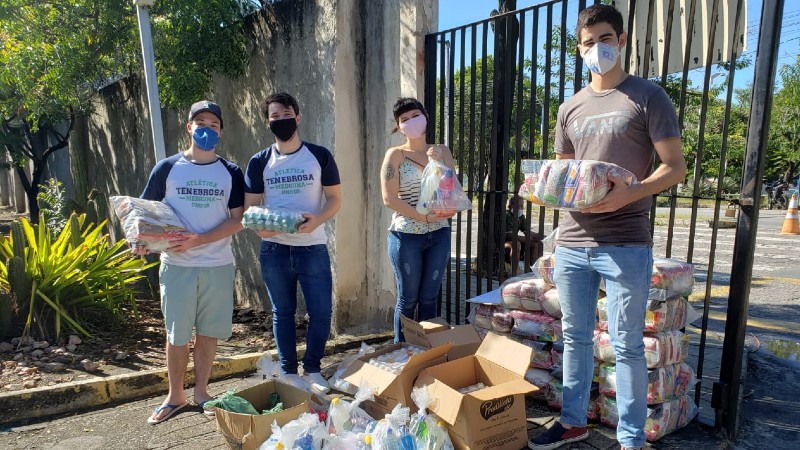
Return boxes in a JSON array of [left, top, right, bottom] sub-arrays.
[[133, 0, 166, 162]]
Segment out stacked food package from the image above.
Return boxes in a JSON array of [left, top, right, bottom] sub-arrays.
[[595, 258, 699, 441], [517, 159, 636, 210], [110, 196, 187, 252]]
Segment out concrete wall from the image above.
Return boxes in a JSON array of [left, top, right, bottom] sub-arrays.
[[70, 0, 437, 334]]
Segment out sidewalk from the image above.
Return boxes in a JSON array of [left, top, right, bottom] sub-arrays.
[[0, 335, 748, 450]]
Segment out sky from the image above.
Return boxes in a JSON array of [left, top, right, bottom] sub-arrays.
[[437, 0, 800, 93]]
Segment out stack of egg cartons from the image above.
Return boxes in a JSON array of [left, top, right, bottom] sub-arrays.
[[594, 258, 698, 441]]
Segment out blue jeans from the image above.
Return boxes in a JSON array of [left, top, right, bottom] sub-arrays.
[[553, 245, 652, 448], [259, 241, 332, 374], [388, 228, 451, 342]]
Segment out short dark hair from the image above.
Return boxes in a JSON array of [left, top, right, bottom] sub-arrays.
[[576, 4, 624, 42], [391, 97, 428, 133], [261, 92, 300, 119]]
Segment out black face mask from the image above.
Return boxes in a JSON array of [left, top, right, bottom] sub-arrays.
[[269, 118, 298, 142]]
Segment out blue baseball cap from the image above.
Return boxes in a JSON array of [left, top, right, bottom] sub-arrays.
[[189, 100, 223, 128]]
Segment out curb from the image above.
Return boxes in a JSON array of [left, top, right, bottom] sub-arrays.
[[0, 332, 392, 425]]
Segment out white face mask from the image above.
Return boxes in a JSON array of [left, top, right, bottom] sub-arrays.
[[582, 42, 620, 75]]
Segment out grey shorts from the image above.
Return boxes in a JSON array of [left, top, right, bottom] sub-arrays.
[[158, 263, 235, 346]]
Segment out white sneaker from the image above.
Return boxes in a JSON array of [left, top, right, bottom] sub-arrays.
[[302, 372, 330, 394]]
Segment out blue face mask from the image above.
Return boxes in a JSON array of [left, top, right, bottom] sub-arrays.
[[192, 127, 220, 151]]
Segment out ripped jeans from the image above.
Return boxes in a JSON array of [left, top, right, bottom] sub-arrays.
[[388, 228, 451, 342]]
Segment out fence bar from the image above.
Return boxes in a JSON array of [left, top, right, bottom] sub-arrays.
[[716, 0, 785, 440], [477, 21, 489, 294], [466, 24, 478, 304], [659, 0, 680, 255]]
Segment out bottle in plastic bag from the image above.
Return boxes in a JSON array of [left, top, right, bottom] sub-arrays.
[[326, 397, 351, 434]]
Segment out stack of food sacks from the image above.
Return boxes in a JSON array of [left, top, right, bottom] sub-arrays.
[[594, 258, 698, 441], [470, 251, 563, 399]]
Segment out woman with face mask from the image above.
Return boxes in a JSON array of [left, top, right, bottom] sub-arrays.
[[380, 97, 457, 342]]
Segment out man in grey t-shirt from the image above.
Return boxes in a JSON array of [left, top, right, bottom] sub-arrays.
[[528, 5, 686, 450]]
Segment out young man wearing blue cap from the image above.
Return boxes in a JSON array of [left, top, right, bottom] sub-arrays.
[[138, 100, 246, 424]]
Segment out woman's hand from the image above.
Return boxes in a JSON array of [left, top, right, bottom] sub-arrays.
[[426, 145, 444, 161]]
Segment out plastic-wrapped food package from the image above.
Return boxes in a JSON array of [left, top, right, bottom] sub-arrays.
[[500, 273, 552, 311], [594, 329, 689, 369], [470, 304, 495, 330], [510, 310, 562, 342], [598, 362, 696, 405], [597, 296, 689, 332], [491, 308, 514, 333], [600, 394, 698, 441], [242, 206, 307, 233], [330, 342, 376, 395], [110, 196, 186, 252], [514, 338, 553, 369], [534, 253, 557, 287], [650, 258, 695, 300], [367, 345, 427, 374], [518, 160, 636, 210], [417, 158, 473, 215], [550, 341, 564, 371], [524, 367, 553, 391]]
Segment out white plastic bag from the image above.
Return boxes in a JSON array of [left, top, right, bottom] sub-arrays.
[[110, 196, 186, 252], [330, 342, 375, 394]]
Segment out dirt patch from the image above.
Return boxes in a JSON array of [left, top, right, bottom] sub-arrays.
[[0, 300, 277, 392]]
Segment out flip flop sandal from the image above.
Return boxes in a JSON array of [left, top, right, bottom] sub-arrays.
[[147, 402, 188, 425]]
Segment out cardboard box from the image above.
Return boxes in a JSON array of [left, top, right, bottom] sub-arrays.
[[415, 332, 537, 450], [214, 380, 311, 450], [400, 315, 482, 361], [341, 342, 451, 418]]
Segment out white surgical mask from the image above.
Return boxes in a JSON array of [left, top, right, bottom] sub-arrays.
[[582, 42, 620, 75]]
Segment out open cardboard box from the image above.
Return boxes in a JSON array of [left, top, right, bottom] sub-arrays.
[[214, 379, 311, 450], [415, 332, 537, 450], [341, 342, 451, 418], [400, 315, 482, 361]]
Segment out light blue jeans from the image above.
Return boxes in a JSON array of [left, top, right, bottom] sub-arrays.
[[553, 245, 652, 449]]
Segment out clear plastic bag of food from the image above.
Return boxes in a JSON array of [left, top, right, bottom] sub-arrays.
[[330, 342, 376, 394], [409, 386, 439, 449], [510, 310, 562, 342], [597, 296, 690, 332], [417, 158, 473, 215], [110, 196, 186, 252], [243, 205, 307, 233], [594, 329, 689, 369], [518, 160, 636, 210], [649, 258, 695, 300]]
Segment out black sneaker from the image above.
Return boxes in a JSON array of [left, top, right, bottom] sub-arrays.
[[528, 422, 589, 450]]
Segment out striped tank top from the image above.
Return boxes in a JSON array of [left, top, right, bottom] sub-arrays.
[[388, 153, 448, 234]]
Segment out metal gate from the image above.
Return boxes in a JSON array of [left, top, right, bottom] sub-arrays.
[[424, 0, 785, 440]]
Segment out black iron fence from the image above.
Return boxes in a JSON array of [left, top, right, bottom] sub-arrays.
[[424, 0, 784, 440]]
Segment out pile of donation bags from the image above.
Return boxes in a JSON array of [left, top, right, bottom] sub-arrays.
[[467, 251, 700, 442]]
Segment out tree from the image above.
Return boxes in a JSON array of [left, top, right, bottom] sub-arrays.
[[0, 0, 259, 222], [768, 57, 800, 183]]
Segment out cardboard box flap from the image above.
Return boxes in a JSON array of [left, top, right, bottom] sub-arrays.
[[426, 324, 481, 349], [416, 371, 463, 426], [400, 315, 450, 347], [475, 332, 534, 376], [467, 378, 537, 401], [403, 342, 452, 372], [340, 358, 397, 394]]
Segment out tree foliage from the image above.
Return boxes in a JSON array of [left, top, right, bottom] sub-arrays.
[[767, 57, 800, 183], [0, 0, 260, 221]]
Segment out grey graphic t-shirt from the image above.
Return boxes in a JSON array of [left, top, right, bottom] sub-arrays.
[[554, 75, 681, 247]]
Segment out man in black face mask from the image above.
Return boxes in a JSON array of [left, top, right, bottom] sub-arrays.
[[243, 92, 342, 394]]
